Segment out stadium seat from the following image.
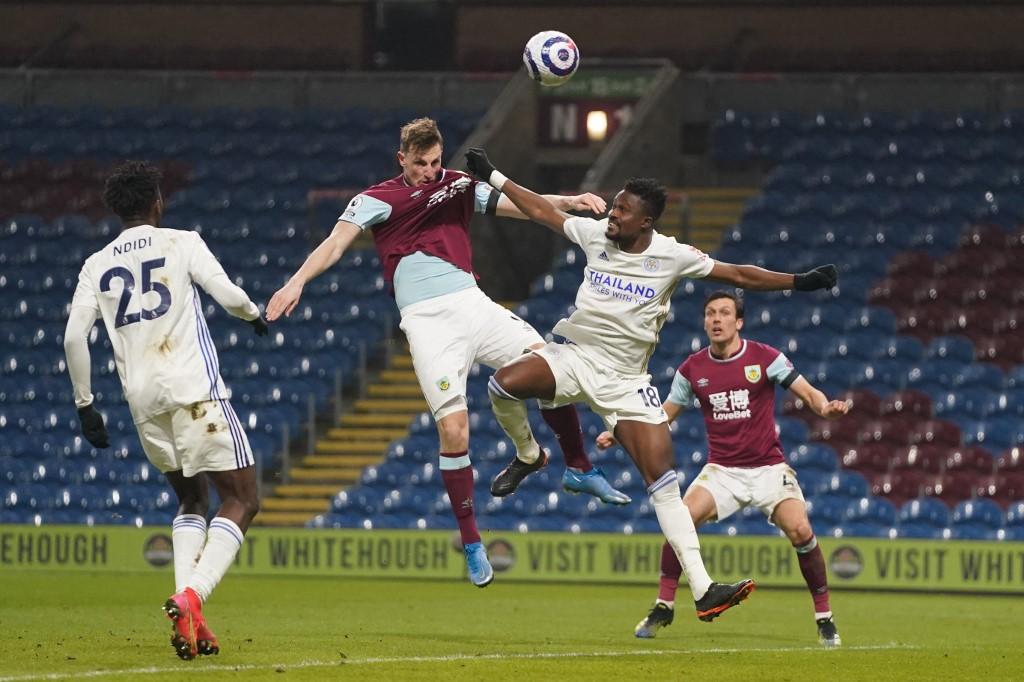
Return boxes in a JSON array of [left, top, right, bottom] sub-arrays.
[[845, 496, 898, 525], [898, 497, 950, 528], [951, 499, 1004, 530], [891, 445, 947, 474]]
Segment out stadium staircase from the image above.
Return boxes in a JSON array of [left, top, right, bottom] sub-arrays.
[[254, 350, 424, 527], [663, 188, 756, 253]]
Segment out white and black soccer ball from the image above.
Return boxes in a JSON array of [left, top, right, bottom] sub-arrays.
[[522, 31, 580, 87]]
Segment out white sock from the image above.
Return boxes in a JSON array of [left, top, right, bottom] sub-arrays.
[[488, 376, 540, 463], [171, 514, 207, 593], [188, 516, 244, 602], [648, 471, 713, 601], [656, 599, 675, 609], [815, 611, 833, 621]]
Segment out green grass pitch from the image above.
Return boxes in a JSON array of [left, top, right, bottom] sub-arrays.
[[0, 571, 1020, 681]]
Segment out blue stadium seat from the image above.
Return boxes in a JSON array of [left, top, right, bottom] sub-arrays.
[[845, 496, 898, 525], [834, 521, 892, 538], [787, 443, 839, 473], [951, 499, 1004, 529], [898, 498, 950, 527], [814, 471, 870, 499]]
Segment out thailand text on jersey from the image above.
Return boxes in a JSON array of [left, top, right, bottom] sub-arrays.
[[553, 216, 714, 376]]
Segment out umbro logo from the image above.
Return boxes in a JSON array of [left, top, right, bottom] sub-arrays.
[[411, 190, 424, 198], [598, 251, 609, 261], [697, 378, 709, 387]]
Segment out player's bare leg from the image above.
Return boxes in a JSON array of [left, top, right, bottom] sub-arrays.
[[773, 499, 840, 647], [489, 354, 629, 503], [164, 466, 259, 659], [635, 487, 716, 638], [436, 408, 492, 587], [613, 420, 755, 622]]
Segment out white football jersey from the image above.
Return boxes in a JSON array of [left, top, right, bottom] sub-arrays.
[[552, 217, 714, 376], [70, 225, 258, 423]]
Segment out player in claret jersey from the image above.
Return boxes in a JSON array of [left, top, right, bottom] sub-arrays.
[[597, 292, 848, 646], [464, 147, 839, 622], [267, 118, 629, 588], [64, 161, 268, 660]]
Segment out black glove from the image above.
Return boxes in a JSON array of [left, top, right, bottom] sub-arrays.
[[465, 147, 496, 181], [794, 264, 838, 291], [248, 316, 269, 337], [77, 404, 109, 448]]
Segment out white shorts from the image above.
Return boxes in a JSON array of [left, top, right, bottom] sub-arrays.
[[532, 341, 667, 432], [687, 462, 805, 521], [137, 399, 254, 478], [399, 287, 544, 419]]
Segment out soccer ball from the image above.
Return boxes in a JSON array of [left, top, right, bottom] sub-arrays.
[[522, 31, 580, 87]]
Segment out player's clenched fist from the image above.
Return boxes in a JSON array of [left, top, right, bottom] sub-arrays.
[[564, 193, 607, 214], [819, 399, 850, 419], [266, 279, 304, 321], [595, 431, 616, 450]]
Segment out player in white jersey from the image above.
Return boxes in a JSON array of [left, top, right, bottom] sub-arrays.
[[464, 147, 838, 621], [63, 161, 267, 660]]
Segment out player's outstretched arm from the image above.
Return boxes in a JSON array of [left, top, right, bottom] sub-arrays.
[[266, 220, 362, 321], [465, 147, 572, 237], [788, 376, 850, 419], [188, 233, 266, 334], [705, 262, 837, 292], [496, 192, 606, 220], [596, 399, 684, 448]]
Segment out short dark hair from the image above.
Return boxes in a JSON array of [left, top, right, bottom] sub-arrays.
[[704, 290, 744, 318], [623, 177, 667, 221], [103, 161, 162, 219]]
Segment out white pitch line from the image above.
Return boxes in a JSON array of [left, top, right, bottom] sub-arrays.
[[0, 644, 918, 682]]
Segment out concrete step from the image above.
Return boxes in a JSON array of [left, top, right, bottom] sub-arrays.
[[261, 498, 332, 513], [354, 398, 428, 413], [686, 188, 758, 200], [325, 427, 409, 440], [392, 355, 414, 369], [688, 200, 747, 214], [288, 467, 362, 483], [303, 454, 383, 467], [379, 369, 418, 383], [368, 384, 425, 398], [253, 511, 316, 527], [340, 413, 416, 427], [690, 214, 739, 229], [313, 440, 391, 455], [272, 484, 344, 498]]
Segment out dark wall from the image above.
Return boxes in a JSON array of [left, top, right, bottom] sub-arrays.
[[4, 1, 1024, 72], [0, 2, 366, 70], [457, 3, 1024, 72]]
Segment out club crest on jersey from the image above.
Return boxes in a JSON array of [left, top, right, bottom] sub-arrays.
[[744, 365, 762, 383], [643, 257, 660, 272], [437, 376, 450, 391]]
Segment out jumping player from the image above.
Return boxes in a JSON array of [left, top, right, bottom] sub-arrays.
[[602, 291, 847, 646], [464, 146, 839, 620], [64, 161, 266, 660], [266, 118, 629, 588]]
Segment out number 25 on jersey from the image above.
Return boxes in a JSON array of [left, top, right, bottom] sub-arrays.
[[100, 258, 172, 328]]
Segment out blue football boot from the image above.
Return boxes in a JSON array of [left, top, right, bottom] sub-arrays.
[[463, 541, 494, 587], [562, 467, 632, 505]]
